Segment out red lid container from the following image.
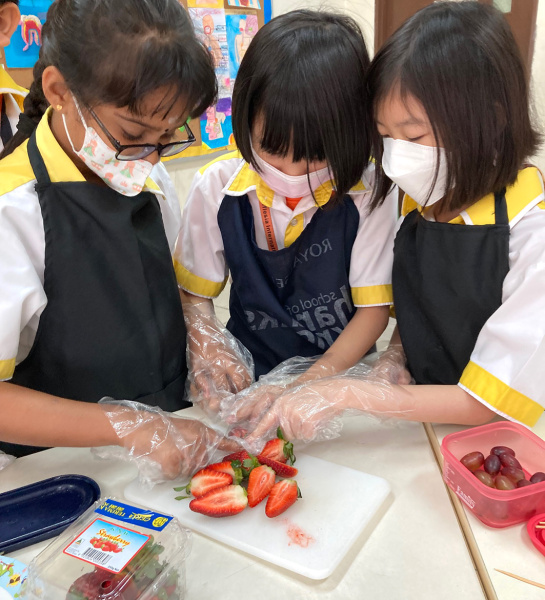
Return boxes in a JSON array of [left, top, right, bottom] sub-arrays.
[[441, 421, 545, 528]]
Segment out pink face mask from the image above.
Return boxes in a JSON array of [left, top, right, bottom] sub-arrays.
[[250, 147, 331, 198]]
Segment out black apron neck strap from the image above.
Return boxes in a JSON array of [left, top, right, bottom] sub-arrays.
[[27, 129, 51, 186], [0, 96, 13, 146], [494, 188, 508, 226]]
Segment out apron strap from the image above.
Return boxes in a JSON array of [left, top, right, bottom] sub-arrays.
[[27, 129, 52, 186], [259, 203, 279, 251], [0, 96, 13, 147], [494, 188, 508, 226]]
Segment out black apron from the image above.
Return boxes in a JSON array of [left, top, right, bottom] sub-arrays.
[[0, 96, 13, 148], [4, 132, 188, 457], [218, 194, 361, 378], [393, 190, 510, 385]]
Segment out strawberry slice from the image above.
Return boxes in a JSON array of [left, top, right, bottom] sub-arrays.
[[189, 484, 248, 517], [247, 465, 276, 507], [223, 450, 250, 462], [257, 455, 298, 478], [208, 460, 243, 485], [265, 479, 301, 518], [174, 468, 232, 499], [259, 428, 295, 465]]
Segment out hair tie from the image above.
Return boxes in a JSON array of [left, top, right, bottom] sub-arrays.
[[16, 113, 39, 137]]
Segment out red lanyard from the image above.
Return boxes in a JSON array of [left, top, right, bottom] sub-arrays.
[[259, 203, 278, 251]]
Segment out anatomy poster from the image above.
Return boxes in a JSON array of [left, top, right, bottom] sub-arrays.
[[226, 14, 258, 80], [4, 0, 52, 69]]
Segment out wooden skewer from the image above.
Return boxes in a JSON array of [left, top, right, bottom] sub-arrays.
[[495, 569, 545, 590], [535, 524, 545, 529]]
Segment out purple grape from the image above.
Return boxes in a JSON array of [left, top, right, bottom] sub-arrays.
[[484, 454, 501, 476], [460, 451, 485, 472]]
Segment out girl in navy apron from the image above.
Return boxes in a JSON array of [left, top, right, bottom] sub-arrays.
[[176, 10, 398, 415], [243, 2, 545, 443], [0, 0, 237, 471]]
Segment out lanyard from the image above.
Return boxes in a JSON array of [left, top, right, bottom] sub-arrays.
[[0, 95, 13, 146], [259, 202, 279, 251]]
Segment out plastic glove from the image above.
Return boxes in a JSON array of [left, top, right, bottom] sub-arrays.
[[220, 355, 341, 431], [243, 361, 415, 447], [93, 399, 241, 488], [184, 303, 254, 417], [0, 450, 15, 471], [367, 346, 413, 385]]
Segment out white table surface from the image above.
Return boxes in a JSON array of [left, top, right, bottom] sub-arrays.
[[430, 420, 545, 600], [0, 412, 485, 600]]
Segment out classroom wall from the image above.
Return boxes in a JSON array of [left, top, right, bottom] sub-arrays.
[[165, 0, 545, 202]]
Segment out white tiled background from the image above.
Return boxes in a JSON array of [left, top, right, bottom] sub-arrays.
[[167, 0, 545, 347]]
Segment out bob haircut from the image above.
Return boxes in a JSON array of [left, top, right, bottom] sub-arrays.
[[367, 1, 541, 211], [2, 0, 217, 158], [232, 9, 371, 203]]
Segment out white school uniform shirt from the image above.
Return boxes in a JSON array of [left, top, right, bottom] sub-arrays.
[[0, 66, 26, 153], [399, 167, 545, 427], [174, 151, 398, 308], [0, 109, 182, 381]]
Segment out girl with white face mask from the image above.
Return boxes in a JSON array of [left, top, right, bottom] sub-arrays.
[[176, 10, 398, 414], [0, 0, 239, 473], [237, 1, 545, 446]]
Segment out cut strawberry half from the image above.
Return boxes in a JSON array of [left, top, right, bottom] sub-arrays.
[[189, 484, 248, 517], [247, 465, 276, 508], [265, 479, 301, 518], [174, 468, 232, 499], [259, 428, 296, 465], [207, 460, 243, 485], [257, 455, 298, 478]]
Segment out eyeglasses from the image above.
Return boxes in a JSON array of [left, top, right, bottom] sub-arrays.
[[86, 105, 196, 161]]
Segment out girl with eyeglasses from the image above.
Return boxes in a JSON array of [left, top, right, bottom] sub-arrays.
[[0, 0, 237, 473], [176, 10, 398, 416]]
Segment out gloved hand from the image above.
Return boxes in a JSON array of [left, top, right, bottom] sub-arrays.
[[184, 303, 254, 417], [0, 450, 15, 471], [93, 399, 241, 488], [367, 346, 413, 385]]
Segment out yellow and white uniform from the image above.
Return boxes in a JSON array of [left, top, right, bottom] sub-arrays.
[[0, 66, 26, 152], [400, 167, 545, 427], [175, 151, 397, 306], [0, 111, 182, 381]]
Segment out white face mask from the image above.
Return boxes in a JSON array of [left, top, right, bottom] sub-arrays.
[[382, 137, 448, 207], [250, 148, 331, 198], [63, 97, 154, 197]]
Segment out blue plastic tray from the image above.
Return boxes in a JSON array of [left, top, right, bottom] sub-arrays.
[[0, 475, 100, 553]]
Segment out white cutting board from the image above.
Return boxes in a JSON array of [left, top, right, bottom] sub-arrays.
[[124, 455, 390, 580]]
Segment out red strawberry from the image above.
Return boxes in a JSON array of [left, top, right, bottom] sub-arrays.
[[174, 468, 232, 499], [208, 460, 243, 485], [260, 428, 295, 465], [223, 450, 250, 462], [247, 465, 276, 507], [257, 455, 298, 478], [265, 479, 301, 518], [189, 484, 248, 517], [66, 570, 138, 600]]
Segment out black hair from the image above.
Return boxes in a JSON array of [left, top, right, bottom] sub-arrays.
[[232, 9, 371, 203], [367, 1, 541, 211], [1, 0, 217, 158], [0, 1, 19, 5]]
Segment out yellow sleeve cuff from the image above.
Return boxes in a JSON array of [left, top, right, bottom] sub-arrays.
[[173, 259, 227, 299], [459, 361, 544, 427], [351, 284, 393, 307], [0, 358, 16, 380]]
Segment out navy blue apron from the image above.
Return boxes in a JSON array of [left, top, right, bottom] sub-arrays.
[[218, 194, 360, 378], [4, 131, 189, 457], [0, 97, 13, 148], [392, 190, 510, 385]]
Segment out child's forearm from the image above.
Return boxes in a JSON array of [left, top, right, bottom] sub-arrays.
[[296, 305, 390, 383], [0, 382, 119, 448]]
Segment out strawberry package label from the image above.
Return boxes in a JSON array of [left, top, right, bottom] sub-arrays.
[[21, 496, 191, 600]]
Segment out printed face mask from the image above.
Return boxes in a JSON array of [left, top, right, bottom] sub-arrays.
[[250, 148, 331, 198], [382, 137, 448, 207], [63, 97, 153, 197]]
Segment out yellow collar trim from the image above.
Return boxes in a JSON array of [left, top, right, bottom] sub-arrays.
[[35, 108, 163, 194], [224, 162, 366, 207], [401, 167, 543, 224], [0, 68, 27, 111]]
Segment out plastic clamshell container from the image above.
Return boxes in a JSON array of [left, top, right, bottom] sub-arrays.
[[21, 497, 191, 600], [441, 421, 545, 528], [0, 475, 101, 553], [527, 513, 545, 557]]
